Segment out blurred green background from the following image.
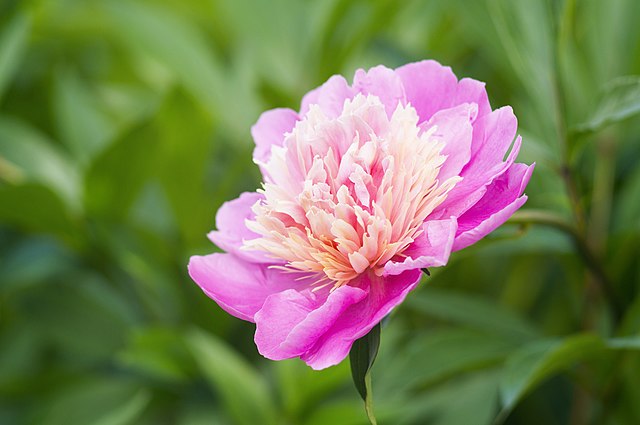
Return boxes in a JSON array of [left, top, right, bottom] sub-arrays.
[[1, 0, 640, 424]]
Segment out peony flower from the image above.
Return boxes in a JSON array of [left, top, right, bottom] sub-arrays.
[[189, 60, 533, 370]]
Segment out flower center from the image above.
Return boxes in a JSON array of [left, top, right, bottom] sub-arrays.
[[244, 94, 460, 289]]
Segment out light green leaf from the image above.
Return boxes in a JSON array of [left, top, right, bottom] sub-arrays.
[[484, 0, 557, 136], [0, 116, 80, 210], [101, 2, 258, 136], [608, 336, 640, 350], [574, 76, 640, 133], [0, 13, 30, 101], [53, 68, 115, 165], [185, 328, 278, 425], [89, 390, 150, 425]]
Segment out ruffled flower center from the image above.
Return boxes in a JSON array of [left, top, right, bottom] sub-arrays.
[[244, 94, 460, 289]]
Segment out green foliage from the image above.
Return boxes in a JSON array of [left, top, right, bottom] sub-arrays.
[[1, 0, 639, 424]]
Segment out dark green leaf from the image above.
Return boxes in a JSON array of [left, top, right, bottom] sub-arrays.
[[0, 184, 76, 238], [83, 121, 159, 218], [349, 323, 381, 401], [38, 379, 147, 425], [499, 335, 606, 415], [407, 287, 539, 341], [377, 329, 516, 394]]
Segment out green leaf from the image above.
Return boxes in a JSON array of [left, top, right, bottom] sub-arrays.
[[39, 379, 147, 425], [350, 323, 381, 401], [377, 329, 516, 394], [89, 390, 150, 425], [406, 287, 539, 341], [52, 68, 115, 165], [0, 184, 75, 238], [101, 1, 258, 137], [304, 401, 373, 425], [349, 323, 380, 424], [153, 89, 215, 245], [117, 327, 193, 382], [185, 328, 278, 425], [498, 335, 606, 416], [613, 150, 640, 232], [398, 370, 501, 425], [0, 13, 30, 101], [83, 121, 159, 218], [275, 358, 350, 419], [574, 76, 640, 133], [0, 116, 80, 210], [608, 336, 640, 350]]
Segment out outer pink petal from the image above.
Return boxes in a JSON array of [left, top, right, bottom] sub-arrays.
[[396, 60, 492, 124], [433, 107, 521, 219], [453, 162, 535, 251], [207, 192, 274, 263], [424, 103, 477, 181], [454, 78, 492, 120], [251, 108, 299, 166], [300, 75, 355, 118], [383, 217, 457, 276], [395, 60, 458, 122], [188, 253, 298, 322], [300, 269, 423, 369], [254, 285, 367, 360], [352, 65, 406, 117]]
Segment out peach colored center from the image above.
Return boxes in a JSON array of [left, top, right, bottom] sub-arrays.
[[244, 94, 460, 290]]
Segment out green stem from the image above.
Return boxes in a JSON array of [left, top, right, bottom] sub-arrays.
[[587, 134, 616, 258], [364, 373, 378, 425], [507, 210, 623, 321]]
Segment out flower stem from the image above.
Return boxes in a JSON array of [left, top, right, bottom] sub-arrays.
[[364, 373, 378, 425]]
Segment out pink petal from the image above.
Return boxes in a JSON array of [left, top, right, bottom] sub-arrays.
[[383, 217, 458, 275], [454, 78, 492, 120], [251, 108, 299, 165], [300, 269, 422, 369], [396, 60, 492, 124], [300, 75, 355, 118], [423, 103, 477, 181], [353, 65, 406, 117], [207, 192, 273, 263], [433, 107, 521, 219], [395, 60, 459, 123], [453, 162, 535, 251], [187, 253, 298, 322], [254, 285, 367, 360]]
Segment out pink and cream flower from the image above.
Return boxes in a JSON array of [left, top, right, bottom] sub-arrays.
[[189, 60, 534, 369]]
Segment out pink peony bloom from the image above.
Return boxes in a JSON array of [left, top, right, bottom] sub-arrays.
[[189, 60, 534, 369]]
